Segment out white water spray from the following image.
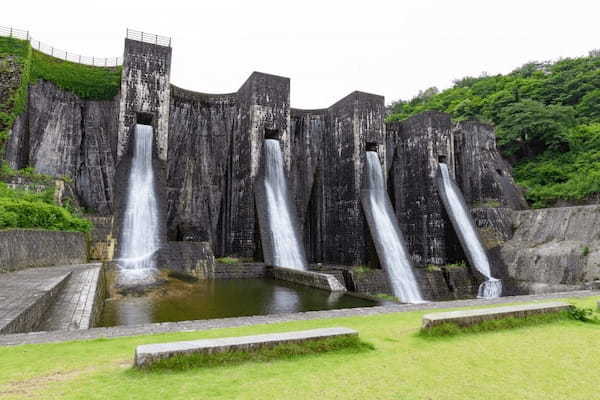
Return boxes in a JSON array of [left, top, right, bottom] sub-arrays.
[[261, 139, 306, 270], [437, 163, 502, 298], [118, 124, 160, 284], [362, 152, 423, 303]]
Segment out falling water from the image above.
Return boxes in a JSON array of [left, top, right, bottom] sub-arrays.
[[362, 151, 423, 303], [437, 163, 502, 298], [118, 124, 160, 284], [261, 139, 306, 270]]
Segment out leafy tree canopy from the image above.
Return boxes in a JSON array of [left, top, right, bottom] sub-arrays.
[[387, 52, 600, 208]]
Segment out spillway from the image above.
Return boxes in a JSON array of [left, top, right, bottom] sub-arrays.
[[436, 163, 502, 298], [118, 124, 160, 284], [257, 139, 306, 270], [361, 151, 423, 303]]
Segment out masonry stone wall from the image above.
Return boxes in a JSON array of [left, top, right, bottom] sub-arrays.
[[4, 81, 119, 215], [386, 112, 527, 272], [117, 39, 171, 163], [157, 241, 216, 279], [0, 230, 87, 272]]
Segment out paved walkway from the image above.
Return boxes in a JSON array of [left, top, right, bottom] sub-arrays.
[[1, 289, 598, 346], [38, 264, 102, 331]]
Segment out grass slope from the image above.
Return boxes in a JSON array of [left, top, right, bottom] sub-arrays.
[[0, 296, 598, 399], [30, 50, 121, 100]]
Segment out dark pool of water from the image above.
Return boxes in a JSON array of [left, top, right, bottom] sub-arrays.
[[98, 278, 378, 327]]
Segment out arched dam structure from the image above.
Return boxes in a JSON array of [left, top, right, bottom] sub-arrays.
[[7, 29, 587, 306]]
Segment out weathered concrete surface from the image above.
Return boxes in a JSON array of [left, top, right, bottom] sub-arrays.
[[497, 205, 600, 294], [2, 290, 597, 347], [386, 112, 526, 268], [117, 39, 171, 162], [0, 230, 87, 272], [421, 301, 571, 329], [38, 264, 104, 331], [87, 216, 116, 261], [211, 263, 266, 279], [134, 327, 358, 368], [5, 81, 119, 215], [158, 241, 216, 279], [0, 266, 73, 334], [268, 266, 346, 292]]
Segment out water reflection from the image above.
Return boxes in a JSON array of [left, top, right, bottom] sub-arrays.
[[99, 278, 377, 327]]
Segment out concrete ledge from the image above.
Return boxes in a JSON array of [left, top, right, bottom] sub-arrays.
[[134, 327, 357, 368], [38, 264, 104, 331], [422, 301, 571, 329], [0, 269, 73, 334], [268, 266, 346, 292]]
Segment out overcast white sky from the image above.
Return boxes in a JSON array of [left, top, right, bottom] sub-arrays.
[[5, 0, 600, 108]]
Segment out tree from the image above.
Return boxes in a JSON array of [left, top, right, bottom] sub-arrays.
[[496, 100, 575, 158]]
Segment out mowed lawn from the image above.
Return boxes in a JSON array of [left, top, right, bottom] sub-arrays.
[[0, 296, 599, 400]]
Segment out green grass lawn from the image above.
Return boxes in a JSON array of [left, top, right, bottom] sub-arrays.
[[1, 296, 599, 400]]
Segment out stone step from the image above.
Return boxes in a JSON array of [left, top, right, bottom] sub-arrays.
[[268, 266, 346, 292], [134, 327, 358, 368], [421, 301, 571, 329], [38, 264, 104, 331], [0, 267, 74, 334]]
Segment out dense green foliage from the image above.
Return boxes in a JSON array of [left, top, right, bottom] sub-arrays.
[[0, 37, 31, 155], [0, 162, 53, 183], [30, 50, 121, 100], [388, 52, 600, 207], [0, 182, 91, 232]]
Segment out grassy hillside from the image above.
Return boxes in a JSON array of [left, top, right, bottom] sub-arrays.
[[30, 49, 121, 100], [0, 37, 31, 155], [388, 51, 600, 208]]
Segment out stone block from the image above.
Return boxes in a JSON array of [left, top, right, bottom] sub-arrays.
[[134, 327, 358, 368], [268, 266, 346, 292], [421, 301, 571, 329]]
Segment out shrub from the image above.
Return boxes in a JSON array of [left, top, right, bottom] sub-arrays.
[[566, 306, 597, 323], [0, 198, 91, 232]]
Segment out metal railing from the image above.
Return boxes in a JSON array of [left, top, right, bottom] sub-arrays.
[[126, 28, 171, 47], [0, 25, 122, 67]]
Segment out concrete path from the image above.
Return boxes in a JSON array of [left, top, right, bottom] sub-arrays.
[[1, 289, 598, 346], [38, 264, 102, 331], [0, 266, 73, 334], [0, 264, 101, 335]]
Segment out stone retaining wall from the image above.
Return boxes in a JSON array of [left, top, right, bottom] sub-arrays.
[[212, 263, 266, 279], [0, 230, 87, 272]]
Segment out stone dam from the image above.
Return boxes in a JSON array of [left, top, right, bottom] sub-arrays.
[[1, 29, 599, 334]]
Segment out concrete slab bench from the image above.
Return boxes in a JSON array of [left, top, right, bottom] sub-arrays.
[[134, 327, 357, 368], [422, 301, 571, 329]]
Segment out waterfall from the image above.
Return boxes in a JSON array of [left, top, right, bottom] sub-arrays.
[[118, 124, 160, 284], [361, 151, 423, 303], [437, 163, 502, 298], [260, 139, 306, 270]]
